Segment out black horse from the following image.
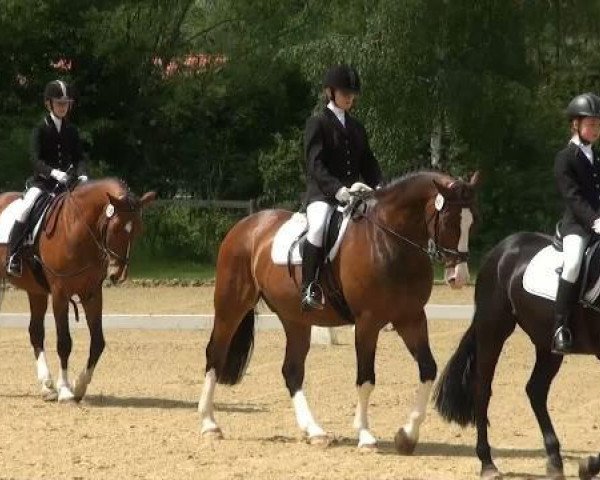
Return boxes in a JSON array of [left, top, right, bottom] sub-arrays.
[[434, 231, 600, 480]]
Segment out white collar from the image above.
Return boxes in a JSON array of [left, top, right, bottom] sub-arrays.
[[49, 112, 63, 133], [570, 134, 594, 163], [327, 101, 346, 127]]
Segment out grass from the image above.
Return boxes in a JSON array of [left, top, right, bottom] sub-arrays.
[[129, 252, 215, 280], [128, 251, 478, 283]]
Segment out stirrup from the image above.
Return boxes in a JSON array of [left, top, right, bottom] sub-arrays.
[[6, 254, 22, 277], [301, 282, 324, 311], [551, 326, 572, 355]]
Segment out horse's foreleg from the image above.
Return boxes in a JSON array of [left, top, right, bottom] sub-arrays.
[[353, 319, 380, 450], [526, 348, 564, 479], [27, 293, 56, 401], [393, 311, 437, 455], [52, 293, 75, 403], [282, 321, 328, 444], [73, 291, 105, 402]]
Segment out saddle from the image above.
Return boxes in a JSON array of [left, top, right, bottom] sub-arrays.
[[0, 191, 66, 290], [270, 201, 369, 322], [523, 224, 600, 310]]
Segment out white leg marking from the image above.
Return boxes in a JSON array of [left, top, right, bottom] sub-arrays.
[[402, 380, 433, 442], [292, 390, 326, 438], [353, 382, 377, 447], [198, 369, 220, 434], [36, 352, 57, 401], [56, 368, 75, 403]]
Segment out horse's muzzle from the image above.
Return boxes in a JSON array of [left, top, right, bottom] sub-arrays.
[[108, 261, 128, 285], [444, 262, 470, 289]]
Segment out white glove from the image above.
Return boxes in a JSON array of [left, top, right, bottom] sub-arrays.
[[78, 175, 89, 183], [350, 182, 373, 193], [335, 186, 351, 204], [593, 218, 600, 234], [51, 169, 68, 184]]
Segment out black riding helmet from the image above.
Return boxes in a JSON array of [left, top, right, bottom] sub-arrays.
[[323, 65, 361, 93], [566, 92, 600, 120], [44, 80, 73, 102]]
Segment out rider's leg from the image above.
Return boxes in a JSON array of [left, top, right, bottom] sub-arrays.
[[6, 187, 42, 277], [302, 201, 331, 310], [552, 233, 588, 354]]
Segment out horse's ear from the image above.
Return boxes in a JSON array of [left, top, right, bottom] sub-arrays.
[[140, 191, 157, 207], [106, 192, 120, 206], [469, 170, 481, 187], [432, 179, 449, 195]]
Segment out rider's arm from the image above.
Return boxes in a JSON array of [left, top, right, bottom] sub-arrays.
[[554, 150, 598, 229], [359, 124, 384, 189], [30, 126, 53, 179], [304, 116, 344, 197], [71, 128, 86, 176]]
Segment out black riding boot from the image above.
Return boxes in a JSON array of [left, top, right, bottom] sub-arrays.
[[551, 277, 578, 355], [301, 241, 324, 311], [6, 220, 27, 277]]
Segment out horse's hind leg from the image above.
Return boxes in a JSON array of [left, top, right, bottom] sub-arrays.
[[281, 321, 329, 445], [73, 290, 105, 402], [525, 348, 564, 479], [198, 260, 258, 438], [27, 293, 56, 401], [392, 310, 437, 455]]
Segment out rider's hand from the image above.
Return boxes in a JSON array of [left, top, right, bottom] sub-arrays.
[[335, 186, 351, 205], [593, 218, 600, 234], [78, 175, 89, 183], [350, 182, 373, 193], [51, 169, 68, 184]]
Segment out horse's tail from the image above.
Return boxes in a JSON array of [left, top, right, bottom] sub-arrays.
[[433, 322, 477, 426], [207, 309, 255, 386]]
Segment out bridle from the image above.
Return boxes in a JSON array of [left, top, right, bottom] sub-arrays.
[[354, 190, 473, 266], [40, 187, 138, 279]]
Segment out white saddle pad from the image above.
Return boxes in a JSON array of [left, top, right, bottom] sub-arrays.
[[523, 245, 600, 303], [271, 210, 351, 265], [0, 198, 46, 245]]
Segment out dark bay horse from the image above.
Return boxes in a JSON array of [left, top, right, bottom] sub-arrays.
[[434, 231, 600, 480], [199, 170, 479, 451], [0, 178, 155, 403]]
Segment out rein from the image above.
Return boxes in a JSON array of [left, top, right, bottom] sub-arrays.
[[38, 185, 135, 279], [355, 193, 470, 266]]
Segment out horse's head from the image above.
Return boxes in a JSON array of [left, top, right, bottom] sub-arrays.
[[429, 171, 480, 289], [103, 189, 157, 284], [70, 179, 156, 285]]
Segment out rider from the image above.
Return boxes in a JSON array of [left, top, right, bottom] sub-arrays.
[[6, 79, 88, 277], [552, 92, 600, 354], [301, 64, 384, 310]]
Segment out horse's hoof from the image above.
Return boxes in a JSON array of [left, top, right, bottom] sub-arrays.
[[480, 466, 502, 480], [358, 442, 378, 453], [41, 386, 58, 402], [57, 388, 76, 404], [579, 456, 595, 480], [546, 460, 565, 480], [394, 428, 417, 455], [201, 428, 223, 440], [307, 434, 332, 448]]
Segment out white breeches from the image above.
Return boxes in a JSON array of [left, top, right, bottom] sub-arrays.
[[561, 234, 589, 283], [306, 201, 334, 247], [16, 187, 43, 223]]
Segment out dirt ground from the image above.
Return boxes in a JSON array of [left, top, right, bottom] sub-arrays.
[[0, 284, 474, 314], [1, 316, 600, 479]]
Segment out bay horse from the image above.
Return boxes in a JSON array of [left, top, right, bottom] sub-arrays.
[[0, 178, 155, 403], [434, 231, 600, 480], [199, 170, 479, 451]]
